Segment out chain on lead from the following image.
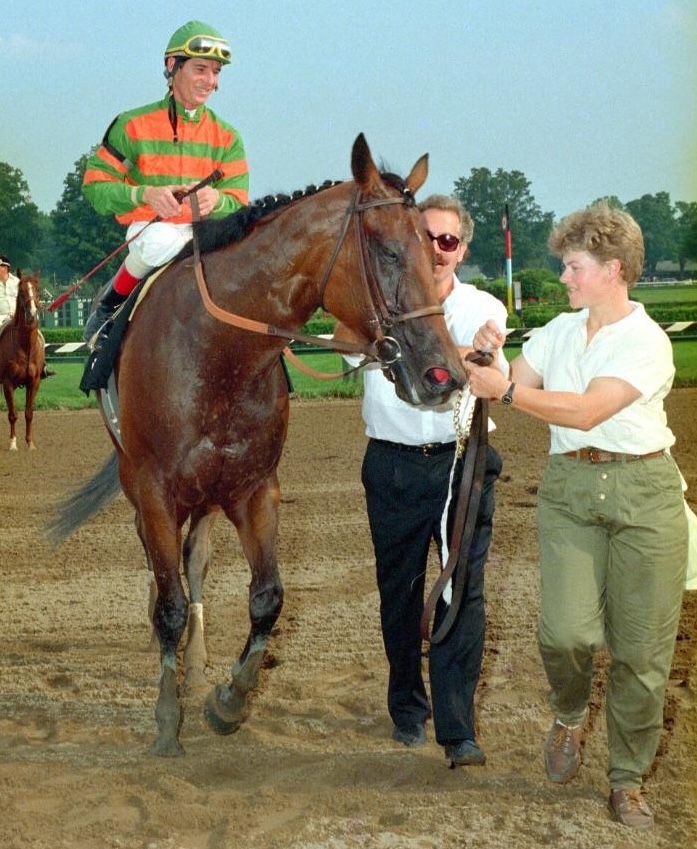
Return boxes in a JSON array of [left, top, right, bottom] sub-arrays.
[[453, 386, 475, 458]]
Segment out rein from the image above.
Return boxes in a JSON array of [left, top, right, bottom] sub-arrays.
[[420, 394, 489, 644], [190, 186, 444, 366]]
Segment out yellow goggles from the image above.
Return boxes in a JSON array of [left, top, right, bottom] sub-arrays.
[[169, 35, 231, 63]]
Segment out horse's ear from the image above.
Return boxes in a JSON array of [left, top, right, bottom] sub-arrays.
[[351, 133, 381, 192], [406, 153, 429, 195]]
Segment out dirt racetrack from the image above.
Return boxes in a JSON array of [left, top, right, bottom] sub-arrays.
[[1, 392, 695, 849]]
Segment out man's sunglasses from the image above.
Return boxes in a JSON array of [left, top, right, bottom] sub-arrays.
[[426, 230, 461, 252], [174, 36, 232, 62]]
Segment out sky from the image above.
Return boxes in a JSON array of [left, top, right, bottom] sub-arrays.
[[3, 0, 696, 220]]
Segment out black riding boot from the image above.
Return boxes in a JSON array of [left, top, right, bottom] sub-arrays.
[[83, 281, 128, 342]]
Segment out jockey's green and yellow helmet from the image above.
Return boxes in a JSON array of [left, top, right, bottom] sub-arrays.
[[164, 21, 232, 65]]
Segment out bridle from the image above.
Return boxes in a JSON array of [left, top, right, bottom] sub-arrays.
[[17, 279, 39, 326], [191, 186, 445, 366], [317, 187, 445, 364]]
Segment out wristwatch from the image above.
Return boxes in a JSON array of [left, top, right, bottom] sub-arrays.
[[501, 382, 516, 405]]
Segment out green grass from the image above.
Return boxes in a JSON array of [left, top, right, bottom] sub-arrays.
[[673, 338, 697, 385], [3, 340, 696, 412], [284, 353, 363, 398], [31, 363, 99, 409], [631, 284, 697, 305]]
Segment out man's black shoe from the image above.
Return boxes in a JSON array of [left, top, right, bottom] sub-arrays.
[[444, 740, 486, 766], [391, 724, 426, 748]]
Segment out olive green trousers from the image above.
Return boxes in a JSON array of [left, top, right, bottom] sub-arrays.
[[536, 453, 688, 789]]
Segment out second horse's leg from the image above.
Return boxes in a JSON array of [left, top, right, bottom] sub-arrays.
[[24, 378, 39, 449], [4, 384, 18, 451]]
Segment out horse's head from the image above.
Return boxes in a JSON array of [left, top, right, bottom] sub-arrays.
[[16, 275, 41, 327], [322, 134, 467, 406]]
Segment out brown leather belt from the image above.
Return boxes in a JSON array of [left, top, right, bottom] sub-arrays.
[[562, 448, 665, 463], [371, 438, 456, 457]]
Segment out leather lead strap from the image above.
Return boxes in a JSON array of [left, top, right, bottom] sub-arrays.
[[420, 397, 489, 644]]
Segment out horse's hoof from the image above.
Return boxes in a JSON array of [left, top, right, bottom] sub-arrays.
[[149, 735, 186, 757], [204, 684, 245, 735]]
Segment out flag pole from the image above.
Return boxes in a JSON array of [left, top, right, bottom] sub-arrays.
[[501, 204, 513, 314]]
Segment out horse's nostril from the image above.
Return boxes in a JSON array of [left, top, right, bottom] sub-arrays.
[[428, 367, 451, 386]]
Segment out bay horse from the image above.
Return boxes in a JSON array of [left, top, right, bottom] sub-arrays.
[[0, 273, 46, 450], [47, 134, 467, 756]]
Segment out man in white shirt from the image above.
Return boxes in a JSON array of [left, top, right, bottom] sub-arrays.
[[357, 195, 508, 767]]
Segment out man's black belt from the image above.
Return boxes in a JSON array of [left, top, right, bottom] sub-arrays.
[[370, 438, 457, 457]]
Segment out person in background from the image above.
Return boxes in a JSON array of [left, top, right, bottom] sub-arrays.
[[347, 195, 508, 768], [0, 255, 55, 379], [82, 20, 249, 341], [464, 202, 687, 829], [0, 255, 19, 329]]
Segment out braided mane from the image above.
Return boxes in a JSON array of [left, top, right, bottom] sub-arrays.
[[175, 167, 411, 260], [177, 179, 342, 259]]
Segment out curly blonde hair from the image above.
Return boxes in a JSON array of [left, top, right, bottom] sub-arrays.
[[548, 203, 644, 287]]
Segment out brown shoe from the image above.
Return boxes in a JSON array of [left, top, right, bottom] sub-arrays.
[[543, 718, 584, 783], [609, 789, 654, 829]]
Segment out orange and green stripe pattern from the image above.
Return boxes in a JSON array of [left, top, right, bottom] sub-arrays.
[[83, 96, 249, 224]]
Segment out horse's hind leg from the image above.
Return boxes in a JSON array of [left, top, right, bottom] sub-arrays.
[[182, 509, 219, 693], [205, 479, 284, 735]]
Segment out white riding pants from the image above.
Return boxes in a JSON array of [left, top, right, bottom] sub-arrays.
[[124, 222, 194, 278]]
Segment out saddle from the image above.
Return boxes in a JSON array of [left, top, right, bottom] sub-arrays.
[[79, 266, 169, 395]]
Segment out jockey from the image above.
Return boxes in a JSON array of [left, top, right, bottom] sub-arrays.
[[82, 20, 249, 341]]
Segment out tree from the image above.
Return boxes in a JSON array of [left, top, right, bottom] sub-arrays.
[[0, 161, 42, 268], [50, 151, 124, 296], [514, 268, 565, 302], [674, 201, 697, 271], [589, 195, 626, 210], [624, 192, 676, 275], [683, 211, 697, 263], [23, 212, 81, 290], [453, 167, 555, 278]]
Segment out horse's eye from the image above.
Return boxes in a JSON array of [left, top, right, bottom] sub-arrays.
[[380, 243, 400, 264]]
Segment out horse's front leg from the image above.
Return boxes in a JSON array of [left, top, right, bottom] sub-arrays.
[[139, 505, 188, 757], [24, 378, 39, 449], [182, 509, 219, 693], [205, 478, 284, 735], [3, 384, 18, 450]]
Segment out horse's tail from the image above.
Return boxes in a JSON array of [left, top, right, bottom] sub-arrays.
[[45, 451, 122, 546]]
